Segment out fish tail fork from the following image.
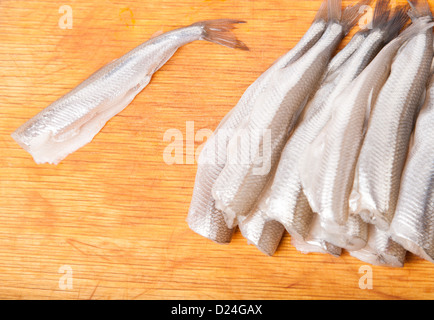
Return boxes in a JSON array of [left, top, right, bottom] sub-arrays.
[[314, 0, 329, 22], [193, 19, 249, 51], [407, 0, 433, 20], [341, 0, 373, 34]]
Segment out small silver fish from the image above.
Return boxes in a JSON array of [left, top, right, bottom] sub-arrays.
[[351, 0, 434, 230], [12, 19, 248, 164], [213, 0, 369, 229], [187, 2, 329, 244], [240, 0, 409, 255], [238, 28, 371, 256], [390, 70, 434, 263], [299, 16, 433, 232]]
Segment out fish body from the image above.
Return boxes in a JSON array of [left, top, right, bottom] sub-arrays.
[[12, 20, 248, 164], [390, 71, 434, 263], [267, 28, 391, 237], [299, 17, 432, 232], [240, 1, 409, 255], [239, 29, 371, 255], [352, 3, 434, 230], [187, 5, 329, 244], [212, 0, 368, 229]]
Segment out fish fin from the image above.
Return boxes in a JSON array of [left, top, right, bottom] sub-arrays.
[[314, 0, 329, 22], [407, 0, 433, 20], [194, 19, 249, 51], [395, 15, 434, 45], [372, 0, 391, 29], [382, 5, 411, 43], [341, 0, 373, 34], [328, 0, 342, 23]]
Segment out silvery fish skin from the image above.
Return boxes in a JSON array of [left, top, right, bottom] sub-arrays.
[[352, 12, 433, 231], [238, 30, 371, 255], [257, 28, 388, 240], [243, 3, 411, 255], [187, 6, 329, 244], [212, 0, 368, 229], [237, 211, 286, 256], [390, 71, 434, 263], [301, 30, 369, 122], [299, 18, 433, 232], [350, 225, 406, 267], [12, 19, 248, 165]]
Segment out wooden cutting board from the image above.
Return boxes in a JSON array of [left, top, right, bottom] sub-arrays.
[[1, 0, 433, 300]]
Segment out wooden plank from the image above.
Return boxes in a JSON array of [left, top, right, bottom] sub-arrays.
[[0, 0, 433, 300]]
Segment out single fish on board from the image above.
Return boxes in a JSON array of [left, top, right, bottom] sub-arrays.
[[12, 19, 248, 165], [212, 0, 370, 229], [187, 1, 330, 244], [390, 70, 434, 263], [351, 0, 434, 230]]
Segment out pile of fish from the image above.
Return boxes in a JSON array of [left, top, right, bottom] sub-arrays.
[[11, 0, 434, 268], [188, 0, 434, 267]]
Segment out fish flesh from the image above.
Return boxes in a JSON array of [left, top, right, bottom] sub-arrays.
[[351, 0, 434, 230], [241, 1, 409, 255], [350, 225, 406, 267], [299, 15, 433, 233], [212, 0, 369, 229], [187, 2, 329, 244], [389, 70, 434, 263], [12, 19, 248, 165], [291, 214, 343, 257]]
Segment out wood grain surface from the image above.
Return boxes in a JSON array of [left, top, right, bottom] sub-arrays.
[[1, 0, 433, 300]]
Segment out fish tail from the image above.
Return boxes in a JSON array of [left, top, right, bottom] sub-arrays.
[[382, 5, 411, 43], [193, 19, 249, 51], [372, 0, 391, 29], [314, 0, 329, 22], [341, 0, 373, 34], [395, 14, 434, 44], [407, 0, 433, 20]]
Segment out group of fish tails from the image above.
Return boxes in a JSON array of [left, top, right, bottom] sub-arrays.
[[188, 0, 434, 267]]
